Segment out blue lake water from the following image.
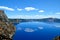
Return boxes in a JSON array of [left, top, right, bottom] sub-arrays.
[[13, 22, 60, 40]]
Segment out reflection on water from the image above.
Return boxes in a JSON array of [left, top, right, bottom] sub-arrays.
[[13, 22, 60, 40]]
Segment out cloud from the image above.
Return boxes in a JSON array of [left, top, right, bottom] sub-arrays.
[[38, 10, 44, 12], [24, 28, 35, 32], [38, 27, 44, 30], [9, 15, 54, 19], [25, 7, 38, 11], [17, 8, 23, 11], [0, 6, 14, 11], [56, 12, 60, 14]]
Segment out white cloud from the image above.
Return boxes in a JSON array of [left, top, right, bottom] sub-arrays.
[[24, 28, 35, 32], [56, 12, 60, 14], [38, 27, 44, 30], [39, 10, 44, 12], [25, 7, 38, 11], [0, 6, 14, 11], [9, 15, 54, 19], [17, 8, 23, 11]]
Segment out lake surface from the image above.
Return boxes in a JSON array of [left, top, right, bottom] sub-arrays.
[[13, 22, 60, 40]]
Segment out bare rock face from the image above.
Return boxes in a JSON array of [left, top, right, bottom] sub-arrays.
[[53, 36, 60, 40], [0, 10, 16, 40]]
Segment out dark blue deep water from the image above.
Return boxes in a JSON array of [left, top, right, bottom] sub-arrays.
[[13, 22, 60, 40]]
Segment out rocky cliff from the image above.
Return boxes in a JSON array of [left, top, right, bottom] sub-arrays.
[[0, 10, 16, 40]]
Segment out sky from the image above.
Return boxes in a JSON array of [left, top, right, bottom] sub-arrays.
[[0, 0, 60, 19]]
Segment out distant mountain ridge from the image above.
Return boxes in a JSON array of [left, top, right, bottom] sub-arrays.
[[9, 18, 60, 23], [38, 18, 60, 23]]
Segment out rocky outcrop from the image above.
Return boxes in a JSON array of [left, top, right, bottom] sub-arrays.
[[53, 36, 60, 40], [0, 10, 16, 40]]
